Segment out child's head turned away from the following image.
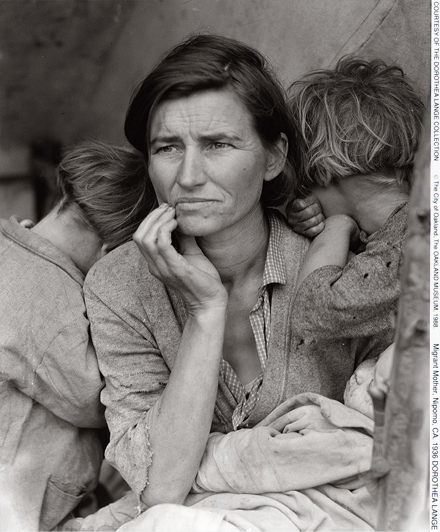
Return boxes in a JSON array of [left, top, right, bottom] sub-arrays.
[[288, 57, 425, 198], [344, 343, 395, 419]]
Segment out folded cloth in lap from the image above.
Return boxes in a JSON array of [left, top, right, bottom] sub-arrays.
[[192, 392, 374, 494], [62, 393, 376, 531]]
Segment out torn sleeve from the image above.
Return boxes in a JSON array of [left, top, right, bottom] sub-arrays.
[[84, 287, 170, 498], [293, 239, 402, 339]]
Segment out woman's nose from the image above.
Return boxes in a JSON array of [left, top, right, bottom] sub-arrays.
[[176, 148, 206, 188]]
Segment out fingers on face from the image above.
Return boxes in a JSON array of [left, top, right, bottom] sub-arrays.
[[134, 204, 199, 283], [134, 204, 180, 271], [134, 203, 176, 245]]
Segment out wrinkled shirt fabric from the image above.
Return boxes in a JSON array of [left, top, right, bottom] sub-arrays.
[[293, 203, 408, 339], [0, 217, 105, 531]]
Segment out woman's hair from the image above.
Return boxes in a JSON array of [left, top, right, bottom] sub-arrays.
[[57, 141, 156, 250], [124, 33, 303, 207], [288, 57, 425, 196]]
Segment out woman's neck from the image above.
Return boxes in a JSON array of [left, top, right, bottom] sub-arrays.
[[195, 204, 269, 291]]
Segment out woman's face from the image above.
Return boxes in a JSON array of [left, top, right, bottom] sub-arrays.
[[148, 89, 283, 237]]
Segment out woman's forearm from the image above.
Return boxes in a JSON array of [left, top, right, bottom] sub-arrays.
[[132, 205, 230, 505], [141, 305, 227, 507]]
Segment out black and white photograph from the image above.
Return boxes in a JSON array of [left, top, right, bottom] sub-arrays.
[[0, 1, 431, 530]]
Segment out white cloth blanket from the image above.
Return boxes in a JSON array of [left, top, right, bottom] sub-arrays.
[[116, 392, 377, 532]]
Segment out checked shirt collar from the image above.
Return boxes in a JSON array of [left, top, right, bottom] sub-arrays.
[[220, 211, 286, 429]]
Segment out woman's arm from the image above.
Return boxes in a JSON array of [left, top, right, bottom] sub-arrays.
[[85, 263, 227, 506], [145, 306, 226, 506], [132, 204, 228, 507], [192, 397, 374, 495], [84, 284, 168, 498], [86, 203, 228, 507]]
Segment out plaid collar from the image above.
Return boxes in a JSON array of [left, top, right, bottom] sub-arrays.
[[261, 210, 286, 288]]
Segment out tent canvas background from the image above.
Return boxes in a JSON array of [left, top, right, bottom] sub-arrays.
[[0, 0, 430, 222]]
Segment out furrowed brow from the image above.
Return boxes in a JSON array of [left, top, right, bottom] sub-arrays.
[[200, 133, 242, 143], [150, 135, 181, 147]]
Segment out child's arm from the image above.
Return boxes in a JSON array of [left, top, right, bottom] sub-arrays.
[[292, 223, 403, 339], [294, 214, 359, 297], [290, 195, 406, 340]]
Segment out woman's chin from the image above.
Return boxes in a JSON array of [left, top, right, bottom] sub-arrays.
[[176, 215, 216, 237]]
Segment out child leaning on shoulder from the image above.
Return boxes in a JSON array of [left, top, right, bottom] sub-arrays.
[[286, 57, 425, 343]]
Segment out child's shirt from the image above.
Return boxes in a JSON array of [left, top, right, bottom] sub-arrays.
[[0, 217, 105, 531], [292, 202, 408, 339]]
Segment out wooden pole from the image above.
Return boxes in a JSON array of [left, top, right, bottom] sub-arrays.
[[376, 116, 431, 530]]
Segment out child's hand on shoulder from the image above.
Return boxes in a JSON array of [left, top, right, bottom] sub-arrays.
[[286, 193, 325, 238]]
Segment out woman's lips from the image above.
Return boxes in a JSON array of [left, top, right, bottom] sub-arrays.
[[175, 199, 216, 210]]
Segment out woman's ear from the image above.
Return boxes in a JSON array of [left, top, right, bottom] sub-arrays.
[[264, 133, 288, 182]]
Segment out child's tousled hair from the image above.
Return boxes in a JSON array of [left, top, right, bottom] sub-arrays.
[[57, 141, 156, 250], [288, 57, 425, 197]]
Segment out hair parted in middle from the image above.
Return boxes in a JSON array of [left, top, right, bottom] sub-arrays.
[[57, 140, 156, 250], [288, 56, 425, 197], [124, 33, 303, 207]]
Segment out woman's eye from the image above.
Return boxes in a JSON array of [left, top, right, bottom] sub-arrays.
[[157, 145, 177, 154], [212, 142, 230, 150]]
